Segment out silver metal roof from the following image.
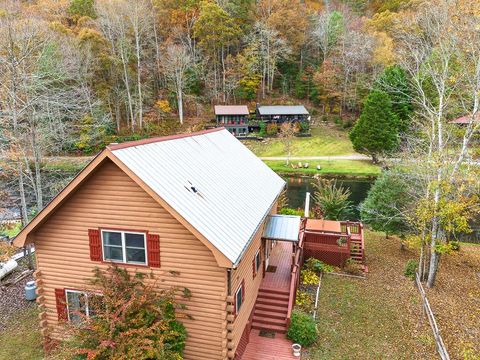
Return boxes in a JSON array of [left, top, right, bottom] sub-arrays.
[[257, 105, 309, 116], [263, 215, 301, 242], [111, 129, 285, 265]]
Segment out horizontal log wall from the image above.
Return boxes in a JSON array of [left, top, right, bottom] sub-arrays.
[[34, 160, 227, 360]]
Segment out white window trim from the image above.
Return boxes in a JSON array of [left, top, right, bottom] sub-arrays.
[[65, 290, 92, 321], [255, 249, 261, 273], [235, 286, 243, 313], [101, 230, 147, 265]]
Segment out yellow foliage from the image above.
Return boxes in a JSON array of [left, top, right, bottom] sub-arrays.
[[0, 242, 15, 263], [372, 31, 396, 67], [155, 99, 172, 114], [49, 21, 74, 35]]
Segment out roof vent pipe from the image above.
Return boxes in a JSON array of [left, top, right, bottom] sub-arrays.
[[304, 192, 310, 218]]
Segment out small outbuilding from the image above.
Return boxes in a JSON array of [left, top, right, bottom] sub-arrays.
[[256, 105, 309, 124], [214, 105, 250, 136]]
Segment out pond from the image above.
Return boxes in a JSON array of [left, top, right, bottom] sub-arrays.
[[283, 176, 373, 220]]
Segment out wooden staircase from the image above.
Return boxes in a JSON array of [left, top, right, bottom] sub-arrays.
[[251, 288, 289, 333], [349, 236, 364, 263]]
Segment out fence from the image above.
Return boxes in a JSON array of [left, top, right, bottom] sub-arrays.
[[415, 273, 450, 360]]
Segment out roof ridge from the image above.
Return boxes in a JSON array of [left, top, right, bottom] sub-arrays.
[[107, 127, 225, 151]]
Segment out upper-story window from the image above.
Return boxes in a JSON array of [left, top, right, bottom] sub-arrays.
[[102, 230, 147, 265]]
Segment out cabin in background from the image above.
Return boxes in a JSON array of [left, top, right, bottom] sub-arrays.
[[214, 105, 250, 136], [256, 105, 309, 124]]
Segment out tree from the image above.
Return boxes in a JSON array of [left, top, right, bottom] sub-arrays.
[[163, 44, 192, 124], [376, 65, 413, 134], [360, 171, 411, 237], [279, 122, 296, 165], [54, 266, 188, 360], [311, 10, 345, 62], [311, 177, 353, 221], [349, 90, 399, 163]]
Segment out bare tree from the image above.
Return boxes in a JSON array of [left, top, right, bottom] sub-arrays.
[[163, 44, 192, 124]]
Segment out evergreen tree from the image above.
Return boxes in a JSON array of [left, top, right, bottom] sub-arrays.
[[376, 65, 413, 134], [349, 90, 400, 162], [360, 171, 411, 237]]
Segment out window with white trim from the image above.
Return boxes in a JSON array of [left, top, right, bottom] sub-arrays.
[[102, 230, 147, 265], [66, 290, 101, 322], [255, 249, 261, 273], [235, 285, 243, 313]]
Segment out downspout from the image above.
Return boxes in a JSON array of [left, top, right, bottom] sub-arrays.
[[227, 268, 232, 296]]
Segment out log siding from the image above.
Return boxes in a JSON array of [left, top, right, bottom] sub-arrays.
[[33, 160, 227, 360]]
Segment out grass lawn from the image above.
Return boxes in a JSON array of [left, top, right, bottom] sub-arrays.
[[305, 231, 436, 359], [245, 124, 356, 157], [0, 306, 43, 359], [265, 160, 381, 177]]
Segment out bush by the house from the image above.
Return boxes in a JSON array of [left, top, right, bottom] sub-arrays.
[[300, 269, 320, 286], [55, 266, 188, 360], [404, 259, 418, 280], [287, 310, 318, 347], [279, 208, 303, 216], [304, 258, 334, 274]]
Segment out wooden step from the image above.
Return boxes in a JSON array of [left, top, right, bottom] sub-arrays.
[[256, 292, 289, 302], [255, 303, 288, 314], [251, 323, 287, 333], [256, 298, 289, 307], [253, 308, 287, 320], [252, 315, 287, 327], [258, 288, 290, 296]]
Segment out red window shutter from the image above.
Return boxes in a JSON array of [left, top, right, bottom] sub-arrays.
[[88, 229, 102, 261], [55, 288, 67, 321], [147, 234, 161, 268], [252, 259, 256, 279]]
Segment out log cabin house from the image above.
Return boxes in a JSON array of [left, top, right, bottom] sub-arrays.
[[13, 128, 311, 360]]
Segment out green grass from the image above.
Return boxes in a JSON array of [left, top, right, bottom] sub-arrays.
[[304, 231, 436, 359], [264, 160, 381, 177], [0, 306, 44, 360], [245, 125, 356, 157]]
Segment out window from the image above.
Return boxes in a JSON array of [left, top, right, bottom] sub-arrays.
[[255, 250, 261, 273], [102, 230, 146, 265], [66, 290, 101, 322], [235, 283, 244, 314]]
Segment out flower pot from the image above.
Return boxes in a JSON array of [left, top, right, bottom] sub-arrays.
[[292, 343, 301, 357]]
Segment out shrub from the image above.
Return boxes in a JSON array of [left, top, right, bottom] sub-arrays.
[[258, 122, 266, 137], [295, 291, 314, 312], [299, 121, 310, 133], [287, 310, 318, 347], [279, 208, 303, 216], [266, 123, 278, 136], [449, 240, 460, 251], [404, 259, 418, 279], [301, 269, 320, 285], [304, 258, 334, 274], [56, 266, 188, 359], [343, 258, 363, 276]]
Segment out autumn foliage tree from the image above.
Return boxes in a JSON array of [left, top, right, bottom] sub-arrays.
[[55, 266, 188, 360]]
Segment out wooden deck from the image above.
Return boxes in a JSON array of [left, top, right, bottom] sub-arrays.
[[242, 240, 299, 359], [261, 241, 293, 292], [241, 329, 298, 360]]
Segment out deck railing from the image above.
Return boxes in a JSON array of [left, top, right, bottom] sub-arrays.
[[286, 230, 304, 327]]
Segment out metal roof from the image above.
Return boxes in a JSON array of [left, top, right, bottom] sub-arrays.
[[214, 105, 249, 115], [263, 215, 301, 242], [257, 105, 309, 116], [111, 129, 285, 265]]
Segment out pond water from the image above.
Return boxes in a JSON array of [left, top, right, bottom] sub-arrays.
[[283, 176, 373, 220]]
